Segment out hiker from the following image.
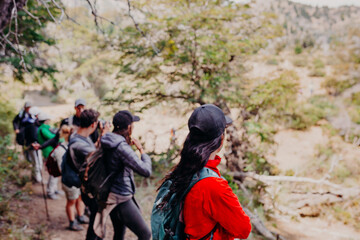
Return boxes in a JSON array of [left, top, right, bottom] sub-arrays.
[[13, 101, 35, 146], [94, 110, 152, 240], [37, 112, 63, 200], [21, 106, 44, 182], [34, 98, 100, 151], [152, 104, 251, 240], [63, 109, 109, 240], [51, 125, 89, 231], [61, 98, 100, 143]]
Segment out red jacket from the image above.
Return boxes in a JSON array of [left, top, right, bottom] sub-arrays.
[[183, 156, 252, 240]]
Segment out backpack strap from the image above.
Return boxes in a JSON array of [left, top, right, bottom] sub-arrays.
[[68, 115, 74, 127], [186, 167, 220, 195], [59, 144, 67, 151], [198, 224, 218, 240], [183, 168, 220, 240]]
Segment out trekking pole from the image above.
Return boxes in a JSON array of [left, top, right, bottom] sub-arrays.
[[35, 149, 50, 221]]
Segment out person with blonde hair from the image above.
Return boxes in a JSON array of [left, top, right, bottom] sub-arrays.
[[51, 125, 89, 231]]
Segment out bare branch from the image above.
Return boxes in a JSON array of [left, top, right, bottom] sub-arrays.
[[127, 0, 160, 55], [85, 0, 115, 34], [1, 33, 19, 54], [322, 154, 341, 181], [37, 0, 58, 23], [63, 10, 81, 25], [11, 0, 27, 71], [23, 8, 41, 25], [85, 0, 102, 33], [232, 171, 359, 190], [243, 207, 278, 240], [50, 0, 65, 22]]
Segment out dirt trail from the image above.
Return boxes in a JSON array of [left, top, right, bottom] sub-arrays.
[[17, 170, 142, 239], [18, 91, 145, 239]]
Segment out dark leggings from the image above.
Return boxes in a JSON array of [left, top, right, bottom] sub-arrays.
[[109, 198, 151, 240], [81, 192, 102, 240]]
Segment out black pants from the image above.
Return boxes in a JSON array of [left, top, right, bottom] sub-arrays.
[[81, 192, 102, 240], [109, 198, 151, 240]]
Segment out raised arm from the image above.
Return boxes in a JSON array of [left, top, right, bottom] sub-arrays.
[[116, 141, 152, 177]]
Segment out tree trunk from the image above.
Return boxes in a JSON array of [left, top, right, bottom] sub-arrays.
[[0, 0, 27, 32], [216, 101, 249, 172]]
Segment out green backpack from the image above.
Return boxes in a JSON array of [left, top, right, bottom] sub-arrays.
[[151, 167, 220, 240]]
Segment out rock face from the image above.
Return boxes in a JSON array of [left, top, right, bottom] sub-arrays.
[[249, 0, 360, 47]]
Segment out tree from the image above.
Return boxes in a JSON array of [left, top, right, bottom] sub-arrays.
[[103, 0, 283, 171], [0, 0, 62, 85]]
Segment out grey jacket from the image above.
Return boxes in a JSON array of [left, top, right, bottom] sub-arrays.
[[101, 132, 152, 196]]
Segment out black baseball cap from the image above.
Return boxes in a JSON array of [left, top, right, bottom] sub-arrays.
[[113, 110, 140, 130], [188, 104, 232, 140]]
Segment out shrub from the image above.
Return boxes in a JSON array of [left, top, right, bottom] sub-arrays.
[[266, 58, 278, 65], [294, 45, 303, 54], [322, 77, 358, 95], [313, 58, 325, 69], [292, 58, 307, 67], [0, 99, 16, 137], [309, 69, 326, 77], [290, 95, 336, 130]]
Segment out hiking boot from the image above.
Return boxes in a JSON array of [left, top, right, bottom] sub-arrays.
[[48, 193, 59, 200], [68, 222, 83, 231], [77, 215, 89, 224]]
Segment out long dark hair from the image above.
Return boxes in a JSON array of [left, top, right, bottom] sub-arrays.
[[159, 132, 223, 208]]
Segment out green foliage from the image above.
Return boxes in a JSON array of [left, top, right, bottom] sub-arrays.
[[322, 77, 359, 95], [0, 135, 33, 238], [313, 58, 325, 69], [1, 0, 60, 83], [345, 92, 360, 124], [0, 99, 16, 137], [309, 69, 326, 77], [0, 135, 29, 188], [294, 45, 302, 54], [292, 57, 307, 67], [246, 71, 299, 119], [244, 151, 272, 174], [103, 0, 283, 111], [308, 58, 326, 77], [290, 95, 336, 130], [266, 58, 278, 65], [146, 143, 180, 181], [245, 121, 275, 143]]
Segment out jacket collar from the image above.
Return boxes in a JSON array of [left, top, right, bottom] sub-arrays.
[[205, 155, 221, 176]]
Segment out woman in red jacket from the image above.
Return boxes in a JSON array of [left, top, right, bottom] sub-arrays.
[[160, 104, 251, 240]]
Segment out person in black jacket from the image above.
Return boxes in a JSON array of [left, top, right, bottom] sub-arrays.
[[19, 106, 44, 183], [97, 110, 151, 240], [13, 101, 35, 145]]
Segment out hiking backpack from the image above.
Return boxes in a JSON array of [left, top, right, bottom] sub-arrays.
[[46, 144, 67, 177], [79, 143, 120, 202], [151, 167, 220, 240]]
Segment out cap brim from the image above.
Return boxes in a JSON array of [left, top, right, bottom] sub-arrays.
[[133, 115, 140, 122], [75, 103, 86, 107], [225, 116, 233, 125]]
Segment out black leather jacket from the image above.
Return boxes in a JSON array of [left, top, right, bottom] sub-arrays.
[[101, 132, 152, 196]]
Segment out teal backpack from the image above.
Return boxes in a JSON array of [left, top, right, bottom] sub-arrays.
[[151, 167, 220, 240]]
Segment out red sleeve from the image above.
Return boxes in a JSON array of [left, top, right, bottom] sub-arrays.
[[203, 177, 252, 239]]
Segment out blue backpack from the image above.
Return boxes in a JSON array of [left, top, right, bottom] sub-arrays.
[[151, 167, 220, 240]]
